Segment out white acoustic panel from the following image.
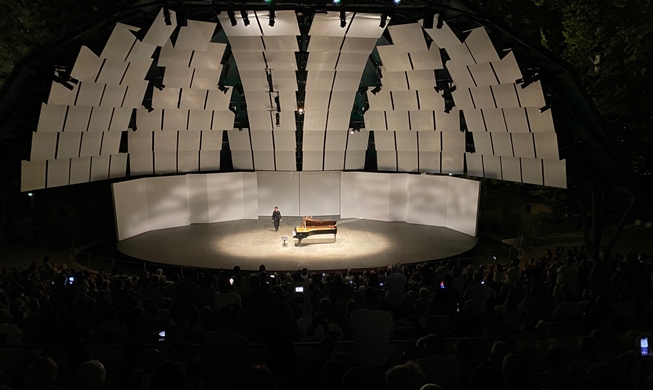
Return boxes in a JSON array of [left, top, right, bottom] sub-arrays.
[[308, 36, 343, 52], [272, 70, 299, 91], [57, 132, 82, 159], [526, 107, 555, 133], [377, 151, 397, 171], [472, 132, 493, 155], [470, 86, 495, 109], [406, 175, 448, 226], [275, 151, 297, 171], [248, 111, 272, 131], [153, 88, 181, 109], [227, 129, 252, 151], [306, 51, 339, 71], [521, 158, 544, 186], [302, 150, 323, 171], [333, 70, 364, 92], [446, 60, 476, 88], [264, 36, 299, 52], [465, 153, 484, 177], [483, 155, 502, 179], [71, 46, 102, 82], [100, 81, 127, 107], [386, 111, 410, 131], [80, 132, 104, 157], [299, 172, 341, 216], [305, 90, 331, 112], [154, 152, 177, 173], [175, 20, 216, 51], [344, 150, 366, 170], [21, 160, 47, 192], [324, 151, 345, 171], [37, 104, 67, 133], [258, 10, 300, 37], [110, 108, 133, 132], [463, 109, 485, 132], [266, 51, 298, 71], [388, 24, 428, 53], [374, 131, 395, 151], [468, 63, 498, 87], [47, 159, 70, 188], [122, 81, 148, 108], [354, 172, 391, 221], [63, 106, 91, 132], [253, 151, 275, 170], [491, 132, 513, 157], [448, 44, 475, 65], [464, 28, 500, 63], [95, 59, 128, 85], [90, 155, 110, 181], [128, 131, 153, 153], [302, 131, 325, 151], [346, 130, 369, 150], [517, 80, 546, 107], [122, 60, 153, 86], [112, 179, 149, 240], [145, 176, 190, 231], [163, 109, 188, 131], [306, 70, 336, 91], [325, 131, 347, 151], [205, 89, 231, 111], [419, 151, 440, 173], [417, 89, 445, 111], [442, 132, 465, 153], [218, 10, 260, 37], [342, 37, 378, 53], [191, 43, 227, 70], [377, 45, 411, 72], [326, 111, 350, 132], [231, 150, 254, 170], [483, 108, 507, 132], [543, 159, 567, 188], [367, 90, 393, 111], [100, 131, 122, 155], [492, 51, 522, 84], [418, 132, 441, 152], [198, 130, 221, 151], [88, 107, 113, 132], [251, 131, 274, 151], [143, 9, 177, 46], [445, 176, 480, 236], [129, 153, 153, 176], [504, 108, 530, 133], [163, 66, 193, 89], [534, 133, 559, 159], [31, 132, 58, 161], [256, 172, 300, 216], [383, 71, 409, 91], [238, 70, 267, 92], [410, 111, 434, 131], [512, 133, 536, 158], [101, 23, 138, 60], [188, 110, 212, 131], [48, 81, 79, 106], [452, 88, 475, 110], [70, 157, 91, 185], [309, 13, 348, 37], [140, 103, 167, 125], [347, 12, 387, 38], [410, 46, 444, 70], [77, 82, 105, 107], [109, 153, 128, 178], [199, 150, 221, 171], [126, 41, 156, 62], [501, 156, 522, 183], [435, 110, 460, 132], [492, 84, 520, 108], [407, 70, 436, 90], [441, 152, 464, 174], [328, 91, 356, 112], [154, 131, 178, 152], [397, 151, 418, 172], [178, 151, 200, 173], [212, 111, 235, 131], [392, 91, 419, 111], [395, 132, 417, 151]]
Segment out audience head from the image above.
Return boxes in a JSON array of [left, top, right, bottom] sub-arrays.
[[502, 354, 531, 390], [546, 345, 569, 370], [342, 367, 370, 390], [149, 360, 186, 390], [73, 360, 106, 390], [27, 356, 58, 385], [242, 365, 276, 390], [385, 362, 426, 390], [490, 341, 512, 362], [363, 287, 380, 309], [217, 278, 231, 294]]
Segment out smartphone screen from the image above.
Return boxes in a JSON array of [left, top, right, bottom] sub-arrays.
[[68, 277, 74, 284], [295, 286, 304, 293], [641, 338, 649, 356], [229, 278, 234, 285], [379, 282, 384, 287], [158, 331, 166, 341], [440, 281, 445, 289]]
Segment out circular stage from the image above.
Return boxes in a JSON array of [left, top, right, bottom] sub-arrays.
[[117, 216, 478, 271]]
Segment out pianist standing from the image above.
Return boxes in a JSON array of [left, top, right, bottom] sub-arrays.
[[272, 206, 282, 232]]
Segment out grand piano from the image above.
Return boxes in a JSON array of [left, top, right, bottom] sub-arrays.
[[292, 217, 337, 247]]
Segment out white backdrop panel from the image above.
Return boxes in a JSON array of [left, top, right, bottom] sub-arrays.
[[389, 174, 408, 221], [145, 175, 190, 231], [406, 175, 449, 227], [113, 179, 150, 240], [445, 177, 480, 236], [299, 172, 341, 216], [206, 173, 247, 222], [354, 172, 391, 221], [256, 172, 300, 216]]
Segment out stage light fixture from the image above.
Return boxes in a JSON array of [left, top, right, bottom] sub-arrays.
[[380, 12, 388, 28], [27, 192, 33, 197], [394, 0, 400, 4], [333, 0, 340, 4], [423, 10, 434, 29], [163, 7, 172, 25], [350, 129, 354, 135], [241, 10, 250, 26], [275, 112, 281, 127], [539, 104, 551, 113], [227, 10, 237, 26], [298, 107, 304, 114], [269, 9, 275, 27], [340, 10, 346, 28], [436, 14, 444, 29]]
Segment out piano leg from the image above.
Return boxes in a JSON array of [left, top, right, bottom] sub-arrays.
[[297, 238, 302, 247]]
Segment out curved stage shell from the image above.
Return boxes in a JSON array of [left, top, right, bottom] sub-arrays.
[[117, 216, 478, 271]]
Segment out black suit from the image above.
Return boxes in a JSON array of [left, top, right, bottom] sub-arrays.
[[272, 210, 281, 231]]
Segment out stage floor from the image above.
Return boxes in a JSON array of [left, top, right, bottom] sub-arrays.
[[117, 217, 478, 271]]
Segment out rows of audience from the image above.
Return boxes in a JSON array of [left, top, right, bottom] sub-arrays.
[[0, 246, 652, 389]]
